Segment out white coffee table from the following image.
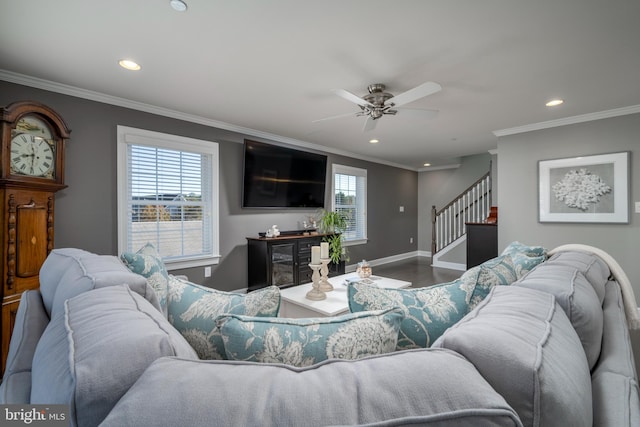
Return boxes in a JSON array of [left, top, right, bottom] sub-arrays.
[[279, 273, 411, 318]]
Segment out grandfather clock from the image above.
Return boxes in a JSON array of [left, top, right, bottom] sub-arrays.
[[0, 101, 70, 374]]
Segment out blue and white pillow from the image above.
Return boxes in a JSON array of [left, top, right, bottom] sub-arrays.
[[168, 276, 280, 360], [217, 307, 404, 367], [120, 242, 169, 316], [348, 280, 473, 349], [501, 241, 547, 278], [467, 254, 519, 311]]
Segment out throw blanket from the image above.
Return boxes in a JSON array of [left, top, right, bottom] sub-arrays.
[[548, 244, 640, 330]]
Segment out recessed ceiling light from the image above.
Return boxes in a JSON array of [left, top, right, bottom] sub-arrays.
[[170, 0, 187, 11], [423, 163, 431, 167], [546, 99, 564, 107], [118, 59, 141, 71], [369, 139, 379, 144]]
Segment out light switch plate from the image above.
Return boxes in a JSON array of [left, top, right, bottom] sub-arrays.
[[635, 201, 640, 213]]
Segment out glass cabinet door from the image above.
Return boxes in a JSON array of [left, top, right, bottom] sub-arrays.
[[269, 243, 295, 287]]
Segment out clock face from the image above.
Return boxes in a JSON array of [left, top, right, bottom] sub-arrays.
[[10, 133, 56, 178], [9, 114, 57, 179]]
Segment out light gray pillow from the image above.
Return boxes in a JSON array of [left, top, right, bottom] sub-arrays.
[[102, 349, 522, 427], [30, 285, 198, 427], [433, 286, 592, 427], [40, 248, 160, 318], [544, 251, 610, 303], [39, 248, 93, 316], [514, 264, 603, 369]]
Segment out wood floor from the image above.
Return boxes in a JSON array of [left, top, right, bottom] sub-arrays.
[[370, 256, 463, 288]]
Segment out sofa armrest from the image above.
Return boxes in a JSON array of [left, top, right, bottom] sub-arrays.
[[0, 290, 49, 404]]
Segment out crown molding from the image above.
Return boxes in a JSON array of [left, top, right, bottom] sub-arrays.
[[493, 104, 640, 137], [417, 163, 461, 172], [0, 69, 418, 171]]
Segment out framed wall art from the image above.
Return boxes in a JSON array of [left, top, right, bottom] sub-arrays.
[[538, 151, 629, 223]]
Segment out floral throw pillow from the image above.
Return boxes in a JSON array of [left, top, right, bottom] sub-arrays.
[[501, 241, 547, 278], [467, 254, 519, 312], [348, 280, 473, 349], [216, 307, 403, 367], [120, 242, 169, 316], [168, 276, 281, 360]]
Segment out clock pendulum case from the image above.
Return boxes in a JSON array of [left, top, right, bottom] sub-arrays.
[[0, 100, 70, 374]]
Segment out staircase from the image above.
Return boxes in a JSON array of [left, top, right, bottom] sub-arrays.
[[431, 171, 492, 269]]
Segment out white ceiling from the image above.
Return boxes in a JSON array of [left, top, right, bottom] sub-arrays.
[[1, 0, 639, 170]]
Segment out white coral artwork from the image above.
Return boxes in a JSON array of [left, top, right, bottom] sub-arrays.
[[552, 168, 611, 211]]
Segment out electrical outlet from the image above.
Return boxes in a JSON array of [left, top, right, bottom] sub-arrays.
[[409, 237, 414, 244], [399, 206, 404, 213], [204, 266, 212, 278], [635, 201, 640, 213]]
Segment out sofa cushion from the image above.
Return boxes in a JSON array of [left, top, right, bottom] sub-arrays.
[[467, 254, 518, 311], [40, 248, 160, 318], [592, 371, 640, 427], [0, 290, 49, 404], [500, 241, 547, 278], [594, 281, 638, 378], [514, 264, 603, 369], [102, 350, 522, 427], [433, 286, 592, 427], [348, 280, 472, 349], [120, 242, 170, 316], [30, 285, 198, 427], [544, 251, 610, 303], [168, 276, 280, 360], [218, 307, 404, 366]]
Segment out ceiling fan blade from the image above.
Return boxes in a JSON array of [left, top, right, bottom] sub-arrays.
[[312, 111, 359, 123], [332, 88, 374, 107], [395, 107, 439, 119], [362, 117, 377, 132], [386, 81, 442, 107]]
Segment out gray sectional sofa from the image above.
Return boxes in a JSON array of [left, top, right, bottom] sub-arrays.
[[1, 245, 638, 426]]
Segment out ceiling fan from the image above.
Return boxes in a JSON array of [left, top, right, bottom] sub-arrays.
[[314, 81, 442, 132]]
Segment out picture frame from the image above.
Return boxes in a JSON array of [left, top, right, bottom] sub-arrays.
[[538, 151, 629, 223]]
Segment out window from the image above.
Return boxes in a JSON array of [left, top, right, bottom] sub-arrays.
[[117, 126, 219, 269], [332, 164, 367, 245]]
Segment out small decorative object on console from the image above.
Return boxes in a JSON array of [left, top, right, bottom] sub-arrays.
[[357, 260, 372, 278], [265, 224, 280, 238]]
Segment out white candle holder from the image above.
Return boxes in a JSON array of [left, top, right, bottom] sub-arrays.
[[305, 263, 326, 300], [318, 258, 333, 292]]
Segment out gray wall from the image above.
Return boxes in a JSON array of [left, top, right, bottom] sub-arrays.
[[0, 80, 418, 291], [417, 153, 493, 253], [497, 113, 640, 297]]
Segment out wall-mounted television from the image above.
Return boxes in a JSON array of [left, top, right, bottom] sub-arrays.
[[242, 140, 327, 209]]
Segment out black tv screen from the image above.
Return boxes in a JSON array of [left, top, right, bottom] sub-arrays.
[[242, 140, 327, 208]]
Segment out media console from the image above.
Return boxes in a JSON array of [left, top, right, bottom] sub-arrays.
[[246, 233, 345, 292]]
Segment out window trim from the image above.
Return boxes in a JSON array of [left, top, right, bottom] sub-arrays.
[[117, 125, 220, 270], [331, 163, 368, 246]]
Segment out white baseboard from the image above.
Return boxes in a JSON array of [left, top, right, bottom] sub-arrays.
[[430, 260, 467, 271], [345, 251, 421, 272]]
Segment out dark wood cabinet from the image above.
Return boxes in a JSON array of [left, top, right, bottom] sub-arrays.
[[466, 222, 498, 269], [247, 233, 345, 291]]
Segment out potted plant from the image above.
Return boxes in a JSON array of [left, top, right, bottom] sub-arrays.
[[317, 209, 349, 267]]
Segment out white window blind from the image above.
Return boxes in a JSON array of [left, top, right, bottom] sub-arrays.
[[332, 164, 367, 244], [117, 126, 219, 269]]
